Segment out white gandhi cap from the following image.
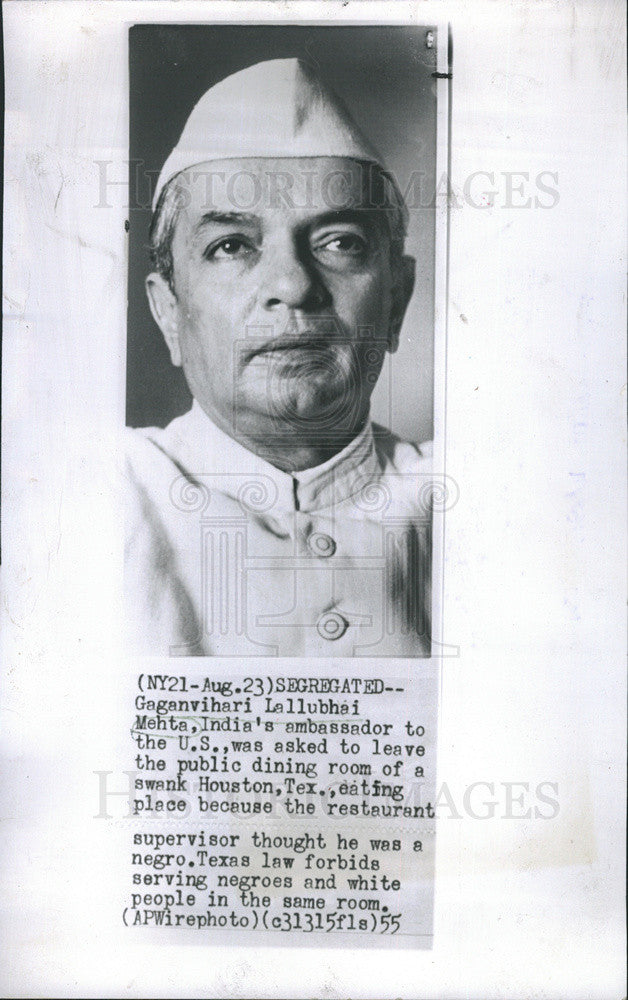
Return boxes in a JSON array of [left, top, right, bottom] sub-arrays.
[[152, 57, 406, 222]]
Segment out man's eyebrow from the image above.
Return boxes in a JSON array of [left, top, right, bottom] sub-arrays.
[[308, 209, 379, 230], [193, 211, 260, 234]]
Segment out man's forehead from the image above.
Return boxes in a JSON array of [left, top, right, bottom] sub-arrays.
[[175, 156, 388, 221]]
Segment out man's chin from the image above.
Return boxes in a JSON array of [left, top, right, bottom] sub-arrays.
[[239, 376, 365, 435]]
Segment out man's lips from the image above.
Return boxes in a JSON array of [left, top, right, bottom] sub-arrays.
[[243, 336, 340, 362]]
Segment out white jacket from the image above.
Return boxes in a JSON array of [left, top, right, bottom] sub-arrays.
[[124, 403, 432, 658]]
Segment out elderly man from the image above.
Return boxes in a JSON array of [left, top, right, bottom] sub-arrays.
[[125, 58, 432, 657]]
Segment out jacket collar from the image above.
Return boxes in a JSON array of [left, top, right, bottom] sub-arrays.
[[170, 401, 382, 514]]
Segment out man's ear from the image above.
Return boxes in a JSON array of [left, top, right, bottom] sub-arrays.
[[387, 255, 416, 354], [145, 272, 182, 367]]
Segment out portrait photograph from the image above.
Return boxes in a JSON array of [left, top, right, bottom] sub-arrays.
[[124, 24, 447, 658]]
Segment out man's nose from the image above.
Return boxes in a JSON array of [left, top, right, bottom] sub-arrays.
[[258, 238, 328, 311]]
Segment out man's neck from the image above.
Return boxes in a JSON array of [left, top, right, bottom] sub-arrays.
[[196, 403, 368, 473], [241, 434, 364, 473]]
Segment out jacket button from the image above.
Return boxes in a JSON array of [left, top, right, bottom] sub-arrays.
[[308, 532, 336, 557], [317, 611, 349, 640]]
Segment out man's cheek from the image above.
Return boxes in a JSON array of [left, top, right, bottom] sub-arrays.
[[180, 320, 215, 367], [353, 295, 389, 334], [353, 273, 389, 312]]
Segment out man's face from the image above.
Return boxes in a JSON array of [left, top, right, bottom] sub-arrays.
[[146, 157, 414, 449]]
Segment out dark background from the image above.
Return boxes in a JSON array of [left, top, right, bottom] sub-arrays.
[[127, 24, 437, 440]]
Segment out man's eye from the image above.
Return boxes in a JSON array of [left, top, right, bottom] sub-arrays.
[[204, 237, 255, 260], [316, 234, 368, 256]]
